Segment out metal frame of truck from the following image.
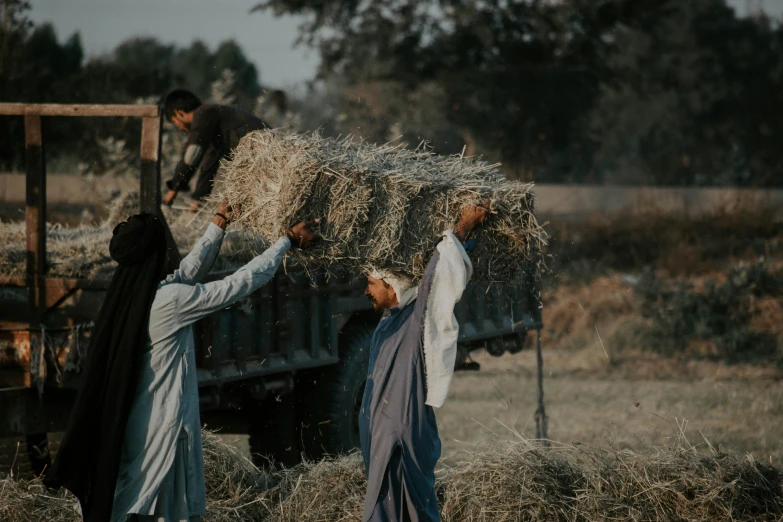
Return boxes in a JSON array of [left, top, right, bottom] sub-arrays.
[[0, 103, 543, 472]]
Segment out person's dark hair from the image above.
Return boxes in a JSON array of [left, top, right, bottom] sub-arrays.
[[161, 89, 202, 120]]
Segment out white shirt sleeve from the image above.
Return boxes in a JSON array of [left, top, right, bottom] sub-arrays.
[[423, 230, 473, 408], [161, 222, 226, 286], [170, 236, 291, 327]]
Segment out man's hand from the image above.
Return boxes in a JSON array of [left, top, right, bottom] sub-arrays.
[[212, 199, 238, 230], [218, 199, 241, 221], [216, 199, 229, 219], [454, 200, 490, 242], [162, 189, 178, 206], [286, 219, 322, 249]]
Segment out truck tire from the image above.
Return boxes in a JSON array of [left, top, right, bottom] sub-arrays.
[[25, 432, 51, 477], [299, 325, 373, 457], [246, 391, 299, 468]]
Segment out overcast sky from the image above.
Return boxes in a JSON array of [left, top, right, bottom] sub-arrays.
[[29, 0, 783, 89], [29, 0, 319, 89]]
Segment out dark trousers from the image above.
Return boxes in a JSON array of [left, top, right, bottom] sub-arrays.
[[191, 147, 221, 201]]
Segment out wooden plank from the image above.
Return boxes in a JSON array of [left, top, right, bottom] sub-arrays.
[[139, 114, 162, 212], [0, 103, 158, 118], [138, 113, 182, 265], [0, 277, 112, 290], [24, 115, 46, 328]]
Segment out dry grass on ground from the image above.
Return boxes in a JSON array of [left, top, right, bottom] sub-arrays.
[[440, 350, 783, 466], [3, 424, 782, 522]]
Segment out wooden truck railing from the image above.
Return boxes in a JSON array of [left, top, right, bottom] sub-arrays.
[[0, 103, 164, 334]]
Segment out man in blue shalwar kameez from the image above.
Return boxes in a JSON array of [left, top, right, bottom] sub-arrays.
[[359, 204, 489, 522]]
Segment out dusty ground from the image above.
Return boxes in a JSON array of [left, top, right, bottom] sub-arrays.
[[209, 348, 783, 470], [438, 349, 783, 465]]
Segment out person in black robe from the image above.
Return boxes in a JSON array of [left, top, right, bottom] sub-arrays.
[[45, 209, 320, 521], [44, 213, 175, 521]]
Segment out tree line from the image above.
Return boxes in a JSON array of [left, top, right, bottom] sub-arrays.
[[0, 0, 260, 171], [260, 0, 783, 186]]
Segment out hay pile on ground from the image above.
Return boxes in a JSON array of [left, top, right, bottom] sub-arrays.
[[263, 435, 783, 521], [0, 191, 262, 280], [437, 436, 783, 521], [0, 431, 274, 522], [200, 431, 275, 521], [3, 430, 781, 521], [215, 130, 546, 283]]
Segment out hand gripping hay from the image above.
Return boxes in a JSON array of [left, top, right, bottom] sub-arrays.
[[215, 130, 547, 283]]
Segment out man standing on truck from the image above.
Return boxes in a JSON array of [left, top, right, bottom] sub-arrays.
[[45, 204, 320, 522], [360, 203, 488, 522], [160, 89, 269, 212]]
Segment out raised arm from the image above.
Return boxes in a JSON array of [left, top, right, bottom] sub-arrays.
[[414, 203, 488, 319], [413, 232, 471, 319], [171, 219, 321, 327], [171, 236, 290, 327], [160, 201, 235, 286], [417, 204, 487, 408], [161, 223, 224, 286]]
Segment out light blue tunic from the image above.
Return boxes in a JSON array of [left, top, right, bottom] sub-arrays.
[[111, 223, 291, 522]]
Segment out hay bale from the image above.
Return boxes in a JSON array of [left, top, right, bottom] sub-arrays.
[[2, 430, 782, 521], [0, 191, 263, 280], [0, 221, 115, 280], [215, 130, 547, 282]]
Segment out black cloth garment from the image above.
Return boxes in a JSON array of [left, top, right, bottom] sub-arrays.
[[191, 145, 221, 201], [45, 213, 169, 522], [166, 104, 268, 201]]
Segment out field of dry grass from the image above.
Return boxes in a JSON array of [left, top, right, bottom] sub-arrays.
[[439, 349, 783, 465], [209, 348, 783, 471]]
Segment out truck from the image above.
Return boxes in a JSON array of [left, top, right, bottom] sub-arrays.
[[0, 103, 543, 474]]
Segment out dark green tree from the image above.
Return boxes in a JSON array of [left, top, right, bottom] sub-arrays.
[[0, 3, 263, 170], [0, 3, 85, 168], [172, 40, 213, 97], [256, 0, 783, 186], [254, 0, 622, 180], [588, 0, 783, 186]]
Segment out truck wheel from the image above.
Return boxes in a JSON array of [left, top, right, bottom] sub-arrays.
[[246, 392, 299, 468], [299, 325, 373, 457], [25, 432, 51, 477]]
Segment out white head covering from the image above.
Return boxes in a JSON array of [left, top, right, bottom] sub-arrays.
[[369, 269, 418, 309]]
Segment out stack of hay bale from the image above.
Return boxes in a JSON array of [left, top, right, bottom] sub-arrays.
[[0, 192, 260, 279], [215, 130, 547, 283]]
